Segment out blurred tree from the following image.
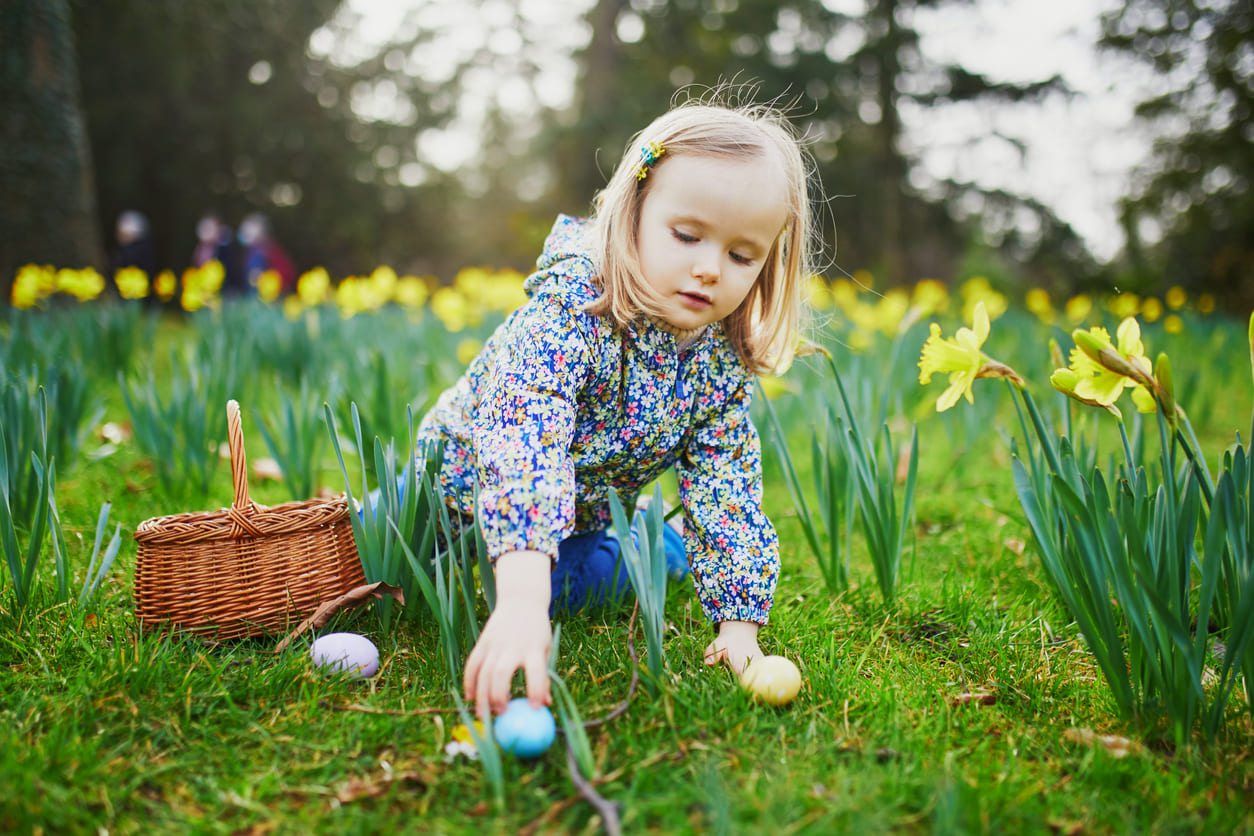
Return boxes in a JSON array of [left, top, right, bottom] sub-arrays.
[[68, 0, 461, 280], [549, 0, 1080, 288], [1101, 0, 1254, 311], [1, 0, 104, 293]]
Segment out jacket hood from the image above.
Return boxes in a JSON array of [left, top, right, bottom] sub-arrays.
[[524, 215, 597, 298]]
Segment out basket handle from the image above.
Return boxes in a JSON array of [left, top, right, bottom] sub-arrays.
[[227, 399, 251, 511]]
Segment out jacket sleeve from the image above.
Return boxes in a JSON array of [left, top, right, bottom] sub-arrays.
[[675, 378, 780, 625], [471, 292, 591, 561]]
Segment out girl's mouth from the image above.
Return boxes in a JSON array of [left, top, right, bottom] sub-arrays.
[[679, 291, 712, 309]]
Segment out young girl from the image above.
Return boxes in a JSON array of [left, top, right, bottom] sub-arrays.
[[415, 100, 818, 720]]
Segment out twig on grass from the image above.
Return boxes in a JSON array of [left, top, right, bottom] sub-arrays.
[[520, 750, 684, 836], [566, 744, 622, 836], [318, 700, 458, 717], [580, 601, 641, 730]]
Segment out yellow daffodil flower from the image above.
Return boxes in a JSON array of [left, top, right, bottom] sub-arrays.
[[394, 276, 430, 309], [257, 269, 282, 303], [1068, 317, 1152, 406], [1108, 292, 1140, 319], [154, 270, 177, 301], [1050, 368, 1123, 419], [918, 300, 990, 411], [1064, 294, 1092, 325], [911, 279, 949, 316], [298, 267, 331, 307], [114, 266, 149, 300], [456, 338, 484, 366]]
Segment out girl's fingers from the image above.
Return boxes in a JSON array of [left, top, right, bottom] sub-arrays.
[[703, 641, 727, 666], [524, 653, 551, 708]]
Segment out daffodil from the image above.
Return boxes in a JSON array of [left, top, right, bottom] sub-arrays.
[[456, 337, 484, 366], [298, 267, 331, 307], [257, 269, 282, 303], [154, 270, 178, 302], [114, 266, 149, 300], [1064, 294, 1092, 325], [918, 301, 990, 411], [1050, 367, 1122, 419], [1068, 317, 1153, 406], [444, 721, 485, 761]]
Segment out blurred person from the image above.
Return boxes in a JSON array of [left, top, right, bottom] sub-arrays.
[[238, 212, 295, 295], [110, 210, 157, 278], [192, 213, 244, 295]]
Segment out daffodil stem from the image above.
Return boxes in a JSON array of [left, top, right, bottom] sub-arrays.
[[1010, 383, 1061, 478]]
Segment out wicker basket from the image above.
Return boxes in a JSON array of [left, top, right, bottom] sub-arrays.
[[133, 400, 365, 639]]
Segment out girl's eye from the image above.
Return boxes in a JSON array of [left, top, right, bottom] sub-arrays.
[[671, 229, 697, 244], [730, 252, 754, 266]]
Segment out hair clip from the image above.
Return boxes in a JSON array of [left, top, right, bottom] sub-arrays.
[[635, 142, 666, 181]]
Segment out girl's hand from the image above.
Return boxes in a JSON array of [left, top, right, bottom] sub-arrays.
[[462, 550, 553, 719], [703, 620, 762, 675]]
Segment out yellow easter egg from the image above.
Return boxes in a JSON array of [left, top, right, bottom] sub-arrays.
[[740, 655, 802, 706]]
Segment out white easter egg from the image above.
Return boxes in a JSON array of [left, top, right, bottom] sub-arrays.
[[740, 655, 802, 706], [310, 632, 380, 679]]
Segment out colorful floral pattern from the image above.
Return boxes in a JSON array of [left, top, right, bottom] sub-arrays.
[[417, 215, 779, 625]]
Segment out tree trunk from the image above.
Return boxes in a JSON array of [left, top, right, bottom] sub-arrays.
[[870, 0, 906, 286], [566, 0, 631, 206], [0, 0, 103, 297]]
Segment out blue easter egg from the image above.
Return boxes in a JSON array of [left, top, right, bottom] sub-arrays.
[[493, 697, 556, 758]]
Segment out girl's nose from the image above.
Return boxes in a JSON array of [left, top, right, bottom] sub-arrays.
[[691, 248, 720, 283]]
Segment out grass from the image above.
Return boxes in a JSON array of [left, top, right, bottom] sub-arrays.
[[3, 304, 1254, 834]]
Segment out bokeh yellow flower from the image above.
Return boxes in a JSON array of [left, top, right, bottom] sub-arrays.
[[11, 264, 54, 308], [911, 279, 949, 316], [298, 267, 331, 307], [1025, 287, 1054, 324], [804, 275, 834, 310], [1164, 314, 1184, 334], [257, 269, 282, 303], [114, 266, 149, 300], [1108, 292, 1140, 319], [56, 267, 105, 301], [1064, 294, 1092, 325], [918, 301, 990, 411], [1140, 296, 1162, 322], [1198, 293, 1215, 314], [456, 337, 484, 366], [959, 277, 1006, 325], [154, 270, 178, 302], [395, 275, 430, 310], [1165, 286, 1187, 310], [431, 286, 469, 332]]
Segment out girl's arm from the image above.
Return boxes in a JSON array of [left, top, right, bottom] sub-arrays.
[[463, 549, 553, 719], [675, 376, 781, 664]]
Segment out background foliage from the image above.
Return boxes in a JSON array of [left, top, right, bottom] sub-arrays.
[[2, 0, 1251, 310]]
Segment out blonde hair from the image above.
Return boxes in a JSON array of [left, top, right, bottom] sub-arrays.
[[587, 101, 817, 374]]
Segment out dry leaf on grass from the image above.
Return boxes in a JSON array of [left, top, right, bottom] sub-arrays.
[[1063, 727, 1141, 758], [99, 421, 132, 443], [252, 457, 284, 481], [951, 691, 997, 706], [273, 582, 405, 653], [333, 767, 436, 805]]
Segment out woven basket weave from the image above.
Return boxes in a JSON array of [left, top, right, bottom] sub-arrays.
[[133, 400, 365, 639]]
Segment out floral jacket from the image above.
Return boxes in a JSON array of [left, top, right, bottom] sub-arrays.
[[416, 215, 779, 625]]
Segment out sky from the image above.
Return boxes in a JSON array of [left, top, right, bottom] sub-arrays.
[[319, 0, 1149, 262]]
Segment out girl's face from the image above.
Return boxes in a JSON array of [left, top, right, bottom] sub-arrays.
[[635, 152, 788, 334]]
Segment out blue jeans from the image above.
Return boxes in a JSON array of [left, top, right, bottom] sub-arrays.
[[551, 522, 687, 615], [364, 477, 687, 615]]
